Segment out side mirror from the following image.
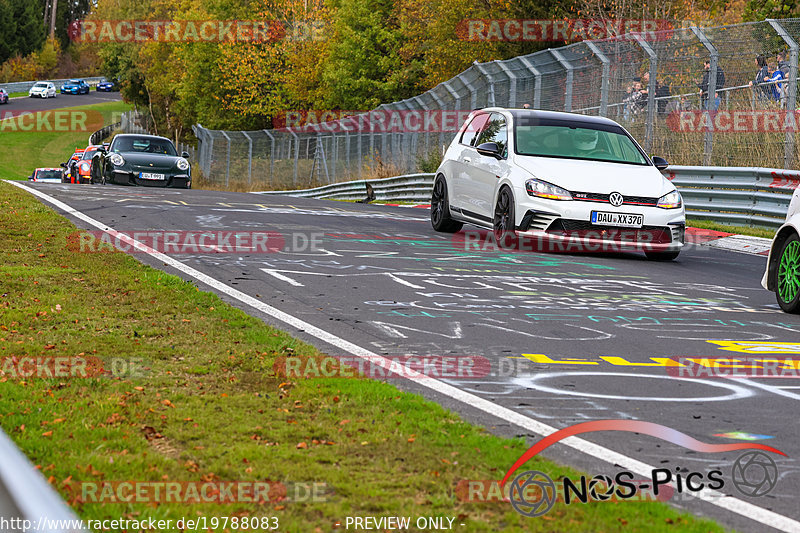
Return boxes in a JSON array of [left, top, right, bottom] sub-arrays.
[[652, 156, 669, 171], [181, 151, 189, 158], [476, 142, 503, 159], [60, 162, 67, 168], [98, 145, 107, 153]]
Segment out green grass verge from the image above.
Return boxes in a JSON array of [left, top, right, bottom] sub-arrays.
[[688, 218, 777, 239], [0, 182, 727, 532], [8, 91, 28, 98], [0, 100, 132, 179]]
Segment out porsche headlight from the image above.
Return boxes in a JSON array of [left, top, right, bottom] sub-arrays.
[[525, 178, 573, 201], [176, 158, 190, 171], [80, 162, 90, 171], [657, 190, 682, 209], [109, 153, 125, 167]]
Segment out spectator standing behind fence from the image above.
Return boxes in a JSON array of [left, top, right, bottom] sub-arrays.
[[640, 71, 671, 116], [775, 51, 789, 106], [777, 51, 790, 77], [769, 64, 785, 104], [749, 54, 773, 102], [698, 59, 725, 110], [623, 79, 645, 120]]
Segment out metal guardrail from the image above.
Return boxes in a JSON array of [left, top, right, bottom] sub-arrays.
[[88, 121, 120, 145], [668, 166, 795, 227], [1, 77, 106, 95], [257, 167, 796, 228], [0, 428, 86, 532], [256, 173, 436, 202]]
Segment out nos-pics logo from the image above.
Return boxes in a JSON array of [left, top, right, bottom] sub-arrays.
[[501, 420, 784, 517]]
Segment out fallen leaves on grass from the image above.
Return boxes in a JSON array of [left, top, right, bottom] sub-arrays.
[[141, 426, 163, 441]]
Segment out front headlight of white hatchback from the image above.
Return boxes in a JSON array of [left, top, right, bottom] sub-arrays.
[[657, 190, 682, 209], [109, 153, 125, 166], [525, 178, 573, 201], [176, 158, 190, 171]]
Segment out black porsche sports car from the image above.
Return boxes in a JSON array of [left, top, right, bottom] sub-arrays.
[[91, 134, 191, 188]]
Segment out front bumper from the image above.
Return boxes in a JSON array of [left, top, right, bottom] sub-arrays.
[[513, 187, 685, 251], [113, 170, 191, 188]]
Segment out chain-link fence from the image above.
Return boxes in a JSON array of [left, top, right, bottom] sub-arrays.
[[193, 18, 800, 190]]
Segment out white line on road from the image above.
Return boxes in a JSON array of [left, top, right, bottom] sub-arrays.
[[262, 269, 305, 286], [8, 180, 800, 533]]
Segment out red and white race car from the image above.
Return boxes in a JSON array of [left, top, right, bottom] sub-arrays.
[[28, 168, 64, 183]]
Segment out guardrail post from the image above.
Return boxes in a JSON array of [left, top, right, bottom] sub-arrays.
[[457, 72, 478, 109], [518, 56, 542, 109], [633, 34, 658, 152], [442, 81, 461, 110], [429, 90, 447, 152], [494, 60, 517, 108], [472, 61, 495, 107], [330, 131, 337, 183], [769, 19, 798, 168], [550, 49, 574, 112], [262, 129, 275, 188], [585, 41, 610, 116], [205, 127, 214, 179], [288, 129, 299, 186], [357, 113, 365, 178], [344, 128, 351, 178], [220, 131, 231, 187], [691, 26, 718, 165], [411, 96, 430, 167], [241, 131, 253, 185]]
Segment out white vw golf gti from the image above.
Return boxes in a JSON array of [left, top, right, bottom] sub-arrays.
[[430, 108, 685, 260]]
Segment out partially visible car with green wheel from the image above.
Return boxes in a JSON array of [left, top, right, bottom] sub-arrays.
[[763, 191, 800, 312]]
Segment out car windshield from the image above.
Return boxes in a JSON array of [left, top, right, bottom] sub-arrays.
[[514, 119, 649, 165], [69, 80, 81, 84], [113, 137, 177, 156], [34, 83, 47, 88], [81, 150, 98, 160], [35, 170, 61, 179]]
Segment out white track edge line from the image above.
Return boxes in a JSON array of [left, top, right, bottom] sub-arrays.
[[8, 180, 799, 533]]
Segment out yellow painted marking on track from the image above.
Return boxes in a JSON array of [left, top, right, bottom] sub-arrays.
[[707, 340, 800, 354], [521, 354, 598, 365], [599, 356, 685, 367], [163, 200, 179, 205], [218, 202, 233, 207]]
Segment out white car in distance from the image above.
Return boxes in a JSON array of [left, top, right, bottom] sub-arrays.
[[29, 82, 57, 98], [430, 108, 686, 260]]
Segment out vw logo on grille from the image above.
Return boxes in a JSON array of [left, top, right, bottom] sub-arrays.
[[609, 192, 624, 206]]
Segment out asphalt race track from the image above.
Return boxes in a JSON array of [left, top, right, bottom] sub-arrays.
[[3, 91, 122, 115], [15, 181, 800, 533]]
